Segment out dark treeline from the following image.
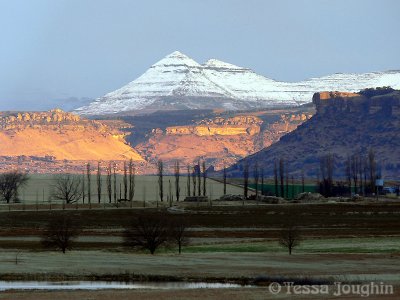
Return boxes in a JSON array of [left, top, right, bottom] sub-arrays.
[[239, 148, 382, 200]]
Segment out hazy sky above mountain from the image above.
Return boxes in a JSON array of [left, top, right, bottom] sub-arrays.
[[0, 0, 399, 110]]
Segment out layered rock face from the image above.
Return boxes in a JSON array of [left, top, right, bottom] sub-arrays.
[[165, 116, 262, 136], [226, 89, 400, 179], [134, 111, 312, 170], [0, 109, 143, 163]]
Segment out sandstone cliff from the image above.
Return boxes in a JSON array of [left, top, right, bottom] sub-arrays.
[[134, 110, 312, 169], [0, 109, 143, 162], [226, 88, 400, 179]]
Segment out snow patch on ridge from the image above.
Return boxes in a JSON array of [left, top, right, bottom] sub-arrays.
[[76, 51, 400, 115]]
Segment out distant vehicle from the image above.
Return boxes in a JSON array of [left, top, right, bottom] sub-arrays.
[[383, 186, 397, 194]]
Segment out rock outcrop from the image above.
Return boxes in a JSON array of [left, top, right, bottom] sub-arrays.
[[165, 116, 262, 136], [0, 109, 143, 164], [225, 88, 400, 180]]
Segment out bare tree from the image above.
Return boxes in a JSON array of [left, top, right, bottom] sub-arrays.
[[174, 161, 180, 201], [202, 160, 206, 196], [279, 158, 284, 198], [351, 154, 360, 195], [157, 160, 164, 202], [285, 172, 289, 199], [113, 163, 117, 203], [192, 166, 196, 197], [123, 215, 169, 254], [128, 159, 135, 201], [358, 156, 364, 196], [223, 163, 227, 196], [170, 217, 189, 254], [243, 161, 249, 199], [167, 179, 173, 206], [291, 176, 295, 199], [368, 149, 376, 194], [320, 153, 334, 197], [97, 161, 102, 203], [52, 174, 82, 204], [253, 162, 259, 198], [123, 161, 128, 200], [186, 164, 191, 197], [301, 169, 305, 193], [260, 168, 264, 196], [197, 160, 201, 197], [345, 155, 352, 195], [0, 171, 29, 203], [41, 215, 81, 254], [279, 225, 301, 255], [274, 160, 279, 197], [86, 163, 91, 205], [106, 162, 112, 203], [81, 170, 85, 203]]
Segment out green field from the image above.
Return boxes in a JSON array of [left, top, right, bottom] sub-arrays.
[[15, 174, 244, 204]]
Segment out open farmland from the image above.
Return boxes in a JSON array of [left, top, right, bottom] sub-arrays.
[[13, 174, 244, 205]]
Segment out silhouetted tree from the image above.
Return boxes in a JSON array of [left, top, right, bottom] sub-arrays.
[[97, 161, 102, 203], [106, 162, 112, 203], [186, 165, 191, 197], [223, 163, 227, 195], [368, 149, 377, 193], [86, 163, 91, 205], [301, 169, 305, 193], [291, 176, 295, 199], [320, 153, 335, 197], [124, 215, 169, 254], [128, 159, 135, 201], [274, 160, 279, 197], [351, 154, 360, 194], [279, 158, 284, 198], [253, 162, 259, 198], [113, 163, 117, 202], [285, 172, 289, 199], [41, 215, 81, 254], [52, 174, 82, 204], [123, 161, 128, 200], [243, 161, 249, 199], [170, 217, 189, 254], [197, 160, 201, 197], [192, 166, 196, 197], [173, 161, 180, 202], [260, 168, 264, 196], [279, 225, 301, 255], [157, 160, 164, 202], [345, 155, 352, 195], [202, 161, 206, 196], [82, 170, 85, 204], [0, 171, 29, 203]]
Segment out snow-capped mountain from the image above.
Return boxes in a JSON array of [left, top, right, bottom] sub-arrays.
[[76, 51, 400, 115]]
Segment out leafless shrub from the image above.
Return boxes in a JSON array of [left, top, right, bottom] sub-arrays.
[[0, 171, 29, 203], [279, 225, 301, 255], [51, 174, 82, 204], [41, 215, 81, 254], [124, 215, 169, 254]]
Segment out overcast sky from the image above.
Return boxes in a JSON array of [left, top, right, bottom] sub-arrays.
[[0, 0, 399, 110]]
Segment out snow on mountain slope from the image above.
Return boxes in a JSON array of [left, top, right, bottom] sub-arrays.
[[76, 51, 400, 115]]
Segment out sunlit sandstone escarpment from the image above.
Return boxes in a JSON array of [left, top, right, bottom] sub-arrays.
[[0, 109, 143, 162], [165, 116, 262, 136], [136, 112, 312, 169]]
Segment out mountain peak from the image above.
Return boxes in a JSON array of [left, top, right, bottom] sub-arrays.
[[152, 51, 200, 68], [204, 59, 245, 70]]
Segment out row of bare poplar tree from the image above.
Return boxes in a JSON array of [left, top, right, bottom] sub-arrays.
[[157, 159, 208, 203], [52, 159, 136, 204], [235, 148, 380, 199]]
